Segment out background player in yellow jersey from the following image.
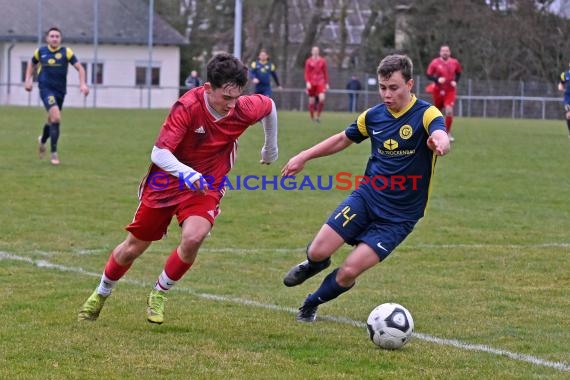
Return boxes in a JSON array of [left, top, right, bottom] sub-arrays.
[[557, 62, 570, 138], [282, 54, 450, 322], [25, 27, 89, 165]]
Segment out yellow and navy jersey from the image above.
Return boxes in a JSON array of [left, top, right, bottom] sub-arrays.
[[560, 70, 570, 97], [344, 95, 446, 222], [249, 59, 280, 87], [31, 45, 78, 95]]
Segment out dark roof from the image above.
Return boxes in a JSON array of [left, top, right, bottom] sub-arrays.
[[0, 0, 188, 45]]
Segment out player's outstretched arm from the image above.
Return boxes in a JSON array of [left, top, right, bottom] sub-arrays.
[[260, 100, 278, 165], [427, 130, 450, 156], [73, 62, 90, 96], [281, 132, 353, 176], [24, 60, 35, 92]]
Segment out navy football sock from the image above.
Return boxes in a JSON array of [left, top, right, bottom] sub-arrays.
[[41, 124, 50, 144], [304, 268, 353, 307], [50, 123, 60, 152], [566, 119, 570, 134]]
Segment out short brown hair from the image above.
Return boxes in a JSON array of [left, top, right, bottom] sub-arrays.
[[377, 54, 413, 82], [46, 27, 61, 36]]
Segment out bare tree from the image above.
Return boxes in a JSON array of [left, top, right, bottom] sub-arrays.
[[357, 0, 383, 71], [337, 0, 349, 70], [294, 0, 326, 68]]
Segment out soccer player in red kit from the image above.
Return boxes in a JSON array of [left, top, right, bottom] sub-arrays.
[[304, 46, 329, 123], [78, 53, 279, 324], [426, 44, 462, 141]]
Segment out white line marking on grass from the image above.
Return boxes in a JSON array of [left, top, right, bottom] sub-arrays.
[[2, 251, 569, 373], [197, 242, 570, 254], [61, 243, 570, 257], [409, 243, 570, 250]]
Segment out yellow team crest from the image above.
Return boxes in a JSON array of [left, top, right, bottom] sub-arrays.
[[399, 125, 413, 139], [55, 53, 62, 60], [383, 139, 398, 150]]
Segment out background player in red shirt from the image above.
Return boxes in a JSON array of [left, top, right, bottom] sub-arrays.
[[304, 46, 329, 123], [78, 53, 279, 324], [426, 44, 462, 141]]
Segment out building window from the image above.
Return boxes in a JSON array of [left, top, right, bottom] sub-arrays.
[[21, 61, 38, 82], [135, 66, 160, 86], [80, 62, 104, 85], [92, 63, 103, 85]]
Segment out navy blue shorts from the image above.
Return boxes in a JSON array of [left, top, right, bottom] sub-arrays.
[[326, 192, 417, 260], [39, 88, 65, 111], [255, 85, 272, 97]]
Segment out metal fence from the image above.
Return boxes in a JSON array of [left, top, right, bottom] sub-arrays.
[[269, 70, 564, 120], [1, 75, 564, 120]]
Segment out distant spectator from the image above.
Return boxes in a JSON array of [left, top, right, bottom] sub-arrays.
[[346, 75, 362, 112], [184, 70, 202, 90]]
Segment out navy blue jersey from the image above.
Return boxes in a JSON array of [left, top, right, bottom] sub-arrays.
[[249, 59, 280, 94], [560, 70, 570, 104], [32, 45, 78, 95], [344, 95, 445, 222]]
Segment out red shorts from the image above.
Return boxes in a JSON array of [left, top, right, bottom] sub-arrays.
[[307, 83, 326, 97], [432, 87, 456, 109], [126, 194, 220, 241]]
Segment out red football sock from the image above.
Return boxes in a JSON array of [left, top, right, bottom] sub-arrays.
[[164, 248, 193, 281], [445, 116, 453, 133], [309, 103, 315, 119], [317, 101, 325, 117], [104, 253, 132, 281], [155, 248, 193, 291]]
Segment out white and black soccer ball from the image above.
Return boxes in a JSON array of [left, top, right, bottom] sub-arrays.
[[366, 303, 414, 350]]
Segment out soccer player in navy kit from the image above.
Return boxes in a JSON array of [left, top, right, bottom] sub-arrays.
[[557, 63, 570, 137], [24, 27, 89, 165], [282, 54, 450, 322], [249, 49, 282, 97]]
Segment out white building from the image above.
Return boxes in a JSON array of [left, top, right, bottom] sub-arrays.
[[0, 0, 188, 109]]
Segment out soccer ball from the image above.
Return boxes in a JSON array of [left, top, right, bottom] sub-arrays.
[[366, 303, 414, 350]]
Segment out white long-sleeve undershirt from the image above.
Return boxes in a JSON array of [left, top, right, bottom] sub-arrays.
[[260, 99, 278, 163], [150, 146, 201, 186]]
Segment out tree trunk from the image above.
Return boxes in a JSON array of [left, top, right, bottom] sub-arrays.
[[338, 0, 349, 69], [294, 0, 325, 68]]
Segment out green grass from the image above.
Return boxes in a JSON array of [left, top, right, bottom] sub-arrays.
[[0, 106, 569, 379]]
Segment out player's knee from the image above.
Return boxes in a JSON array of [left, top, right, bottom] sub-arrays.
[[180, 230, 208, 252], [49, 114, 61, 124], [116, 236, 149, 262], [336, 266, 358, 286], [306, 242, 329, 262]]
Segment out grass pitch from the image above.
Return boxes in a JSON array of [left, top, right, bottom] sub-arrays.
[[0, 106, 568, 379]]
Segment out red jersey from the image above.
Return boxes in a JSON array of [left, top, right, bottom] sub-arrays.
[[426, 57, 462, 91], [304, 56, 329, 86], [140, 87, 273, 207]]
